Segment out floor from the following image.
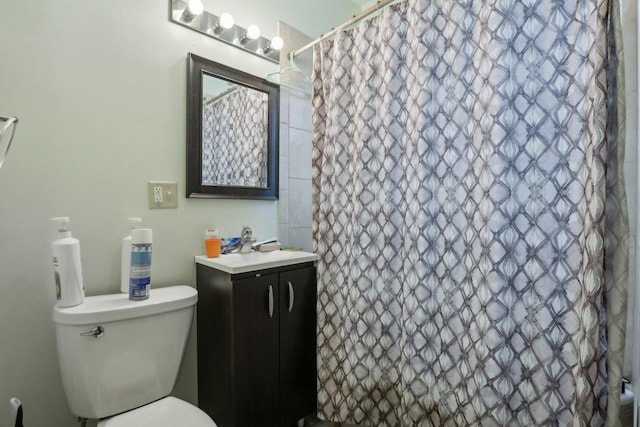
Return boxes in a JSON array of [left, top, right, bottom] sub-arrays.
[[303, 405, 634, 427], [308, 421, 363, 427], [303, 415, 365, 427], [305, 414, 632, 426]]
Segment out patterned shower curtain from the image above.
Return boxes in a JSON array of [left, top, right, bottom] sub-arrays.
[[202, 87, 268, 187], [311, 0, 629, 425]]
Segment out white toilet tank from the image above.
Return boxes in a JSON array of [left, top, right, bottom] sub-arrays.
[[53, 286, 198, 419]]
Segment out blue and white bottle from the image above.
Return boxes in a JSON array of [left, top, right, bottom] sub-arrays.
[[129, 228, 152, 301]]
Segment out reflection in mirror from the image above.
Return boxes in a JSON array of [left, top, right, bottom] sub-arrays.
[[187, 53, 279, 200], [202, 77, 269, 187]]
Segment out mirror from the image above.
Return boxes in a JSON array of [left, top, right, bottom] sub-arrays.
[[187, 53, 279, 199]]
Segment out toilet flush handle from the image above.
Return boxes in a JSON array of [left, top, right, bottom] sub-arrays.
[[80, 326, 104, 338]]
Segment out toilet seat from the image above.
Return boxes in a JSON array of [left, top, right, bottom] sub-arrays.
[[97, 396, 217, 427]]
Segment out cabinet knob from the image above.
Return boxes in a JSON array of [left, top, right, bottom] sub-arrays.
[[268, 285, 274, 318], [288, 281, 295, 312]]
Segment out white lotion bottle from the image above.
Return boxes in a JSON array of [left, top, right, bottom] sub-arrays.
[[121, 217, 142, 293], [50, 217, 85, 307]]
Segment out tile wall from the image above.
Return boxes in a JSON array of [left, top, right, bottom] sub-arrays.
[[278, 89, 314, 251]]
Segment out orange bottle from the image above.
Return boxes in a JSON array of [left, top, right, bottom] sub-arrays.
[[205, 228, 221, 258]]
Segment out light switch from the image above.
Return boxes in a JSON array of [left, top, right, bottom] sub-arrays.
[[148, 181, 178, 209]]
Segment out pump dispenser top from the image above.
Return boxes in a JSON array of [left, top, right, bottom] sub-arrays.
[[50, 217, 85, 307], [52, 217, 72, 236]]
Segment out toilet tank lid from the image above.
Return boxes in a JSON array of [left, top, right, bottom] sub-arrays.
[[53, 286, 198, 325]]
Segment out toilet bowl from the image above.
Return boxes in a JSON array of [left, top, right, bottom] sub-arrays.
[[53, 286, 216, 426], [98, 396, 215, 427]]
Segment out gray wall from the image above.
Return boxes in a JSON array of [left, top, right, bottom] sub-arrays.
[[620, 0, 639, 380], [0, 1, 359, 425]]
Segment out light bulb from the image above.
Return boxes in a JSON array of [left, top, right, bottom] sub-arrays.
[[212, 12, 234, 34], [219, 13, 234, 29], [270, 36, 283, 51], [246, 25, 261, 40], [187, 0, 204, 16], [263, 36, 284, 55], [181, 0, 203, 22]]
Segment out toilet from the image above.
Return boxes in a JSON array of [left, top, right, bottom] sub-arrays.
[[52, 285, 216, 426]]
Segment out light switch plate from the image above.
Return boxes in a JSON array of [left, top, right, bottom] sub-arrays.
[[148, 181, 178, 209]]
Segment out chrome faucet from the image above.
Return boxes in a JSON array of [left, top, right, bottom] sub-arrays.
[[237, 226, 256, 253]]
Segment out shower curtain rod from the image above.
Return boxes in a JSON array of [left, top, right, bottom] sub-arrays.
[[204, 86, 239, 105], [288, 0, 397, 60], [265, 0, 398, 94]]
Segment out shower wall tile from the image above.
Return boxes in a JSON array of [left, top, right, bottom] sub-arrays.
[[289, 227, 313, 252], [289, 128, 313, 179], [280, 155, 289, 190], [278, 189, 289, 224], [276, 24, 315, 255], [289, 91, 313, 130], [280, 90, 289, 124], [278, 223, 290, 246], [280, 123, 290, 157], [289, 178, 313, 228]]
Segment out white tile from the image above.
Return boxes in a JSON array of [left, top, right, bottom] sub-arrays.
[[278, 189, 289, 224], [279, 90, 289, 124], [279, 155, 289, 190], [278, 223, 290, 246], [288, 227, 313, 252], [289, 91, 312, 131], [279, 123, 289, 157], [289, 178, 313, 228], [289, 128, 312, 179]]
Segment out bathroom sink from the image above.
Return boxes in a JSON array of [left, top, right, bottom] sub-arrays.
[[195, 250, 319, 274]]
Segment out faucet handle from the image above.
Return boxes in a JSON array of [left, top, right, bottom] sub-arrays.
[[241, 226, 253, 238], [237, 226, 256, 253]]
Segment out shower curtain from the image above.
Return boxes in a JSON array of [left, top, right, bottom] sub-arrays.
[[311, 0, 629, 425], [202, 87, 268, 187]]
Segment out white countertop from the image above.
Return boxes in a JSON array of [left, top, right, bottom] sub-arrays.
[[195, 250, 319, 274]]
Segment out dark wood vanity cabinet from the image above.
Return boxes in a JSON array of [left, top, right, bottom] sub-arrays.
[[196, 262, 317, 427]]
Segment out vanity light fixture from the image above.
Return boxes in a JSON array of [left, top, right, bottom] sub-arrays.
[[170, 0, 282, 63], [180, 0, 204, 23]]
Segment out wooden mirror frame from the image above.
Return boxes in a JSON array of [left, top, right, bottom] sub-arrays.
[[187, 53, 279, 200]]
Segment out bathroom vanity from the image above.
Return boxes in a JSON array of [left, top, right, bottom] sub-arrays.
[[195, 251, 319, 427]]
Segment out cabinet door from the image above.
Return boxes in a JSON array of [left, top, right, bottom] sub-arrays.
[[233, 273, 280, 427], [279, 267, 318, 426]]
